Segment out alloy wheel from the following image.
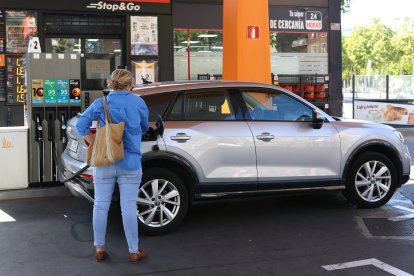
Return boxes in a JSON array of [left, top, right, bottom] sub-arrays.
[[355, 160, 391, 202], [137, 179, 181, 228]]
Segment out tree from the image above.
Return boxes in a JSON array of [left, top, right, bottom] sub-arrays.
[[391, 18, 414, 75], [343, 19, 396, 79]]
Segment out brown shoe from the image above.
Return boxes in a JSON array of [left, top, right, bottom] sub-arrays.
[[95, 249, 106, 261], [129, 250, 147, 263]]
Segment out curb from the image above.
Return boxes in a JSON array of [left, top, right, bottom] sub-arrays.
[[0, 186, 71, 201]]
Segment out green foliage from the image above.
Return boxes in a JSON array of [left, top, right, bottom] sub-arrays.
[[342, 18, 414, 81]]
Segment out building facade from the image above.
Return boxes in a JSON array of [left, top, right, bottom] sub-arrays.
[[0, 0, 342, 126]]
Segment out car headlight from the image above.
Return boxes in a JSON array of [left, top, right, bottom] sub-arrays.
[[394, 130, 404, 143]]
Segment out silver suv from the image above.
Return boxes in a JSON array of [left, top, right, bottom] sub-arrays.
[[60, 81, 411, 235]]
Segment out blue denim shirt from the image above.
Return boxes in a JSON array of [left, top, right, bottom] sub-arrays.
[[76, 91, 149, 170]]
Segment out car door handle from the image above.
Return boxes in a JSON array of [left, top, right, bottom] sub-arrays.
[[256, 132, 275, 141], [171, 133, 191, 142]]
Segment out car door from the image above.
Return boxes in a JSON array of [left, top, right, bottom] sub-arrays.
[[163, 88, 257, 193], [239, 88, 342, 189]]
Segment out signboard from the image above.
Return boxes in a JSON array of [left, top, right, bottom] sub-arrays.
[[0, 0, 171, 15], [6, 56, 26, 105], [269, 7, 328, 32], [44, 79, 57, 104], [31, 79, 44, 104], [69, 79, 81, 104], [131, 16, 158, 56], [354, 100, 414, 125], [247, 26, 260, 40], [57, 79, 69, 104]]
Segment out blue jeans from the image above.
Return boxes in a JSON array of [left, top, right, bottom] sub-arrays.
[[93, 164, 142, 253]]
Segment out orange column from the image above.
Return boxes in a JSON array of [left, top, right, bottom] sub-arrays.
[[222, 0, 271, 84]]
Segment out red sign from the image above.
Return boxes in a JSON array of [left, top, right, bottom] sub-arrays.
[[247, 26, 260, 40]]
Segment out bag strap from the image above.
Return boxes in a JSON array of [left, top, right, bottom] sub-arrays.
[[102, 96, 112, 124]]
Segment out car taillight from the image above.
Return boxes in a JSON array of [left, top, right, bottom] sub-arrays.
[[80, 173, 94, 180]]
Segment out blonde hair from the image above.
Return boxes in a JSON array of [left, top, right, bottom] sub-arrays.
[[107, 69, 135, 90]]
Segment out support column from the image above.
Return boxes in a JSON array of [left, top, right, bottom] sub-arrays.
[[222, 0, 271, 84]]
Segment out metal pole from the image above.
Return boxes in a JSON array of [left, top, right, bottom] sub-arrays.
[[352, 74, 355, 119]]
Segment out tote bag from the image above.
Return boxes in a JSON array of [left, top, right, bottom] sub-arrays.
[[86, 96, 125, 166]]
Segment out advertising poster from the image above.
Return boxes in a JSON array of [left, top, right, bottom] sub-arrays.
[[131, 16, 158, 56], [69, 79, 81, 104], [6, 10, 37, 53], [57, 79, 69, 104], [31, 79, 44, 104], [44, 79, 57, 104], [6, 56, 26, 104], [132, 60, 158, 85], [354, 100, 414, 125]]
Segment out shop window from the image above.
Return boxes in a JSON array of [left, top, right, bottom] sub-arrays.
[[270, 32, 328, 75], [5, 10, 37, 53], [46, 38, 81, 54], [321, 43, 327, 53], [174, 29, 223, 81]]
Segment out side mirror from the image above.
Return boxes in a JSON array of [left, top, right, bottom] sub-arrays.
[[156, 115, 164, 137], [312, 110, 325, 129]]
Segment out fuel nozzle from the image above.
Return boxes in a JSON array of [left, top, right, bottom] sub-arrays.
[[60, 114, 67, 144], [36, 114, 43, 141]]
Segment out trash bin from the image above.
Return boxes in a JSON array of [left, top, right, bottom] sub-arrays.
[[0, 126, 28, 190]]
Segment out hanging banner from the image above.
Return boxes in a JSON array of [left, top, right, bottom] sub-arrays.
[[269, 7, 328, 32]]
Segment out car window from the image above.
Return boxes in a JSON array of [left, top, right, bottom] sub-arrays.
[[141, 93, 175, 121], [241, 89, 313, 121], [165, 90, 236, 121]]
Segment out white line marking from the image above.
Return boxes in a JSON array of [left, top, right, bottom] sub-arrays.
[[0, 209, 15, 222], [322, 258, 413, 276], [389, 205, 414, 221]]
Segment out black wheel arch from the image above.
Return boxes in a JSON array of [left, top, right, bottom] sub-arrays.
[[342, 140, 403, 185], [142, 151, 200, 205]]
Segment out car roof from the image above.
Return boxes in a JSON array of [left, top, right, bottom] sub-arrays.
[[131, 80, 277, 96]]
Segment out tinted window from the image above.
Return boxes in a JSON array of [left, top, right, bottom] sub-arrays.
[[241, 89, 313, 121], [141, 93, 175, 121], [165, 90, 236, 121]]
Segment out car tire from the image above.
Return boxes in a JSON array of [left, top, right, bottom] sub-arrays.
[[137, 168, 189, 235], [343, 151, 397, 208]]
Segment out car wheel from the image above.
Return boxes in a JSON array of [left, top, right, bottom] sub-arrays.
[[343, 151, 397, 208], [137, 168, 189, 235]]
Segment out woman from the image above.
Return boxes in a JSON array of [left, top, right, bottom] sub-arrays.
[[76, 69, 149, 263]]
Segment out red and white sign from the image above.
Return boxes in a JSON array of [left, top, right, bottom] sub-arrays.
[[247, 26, 260, 40]]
